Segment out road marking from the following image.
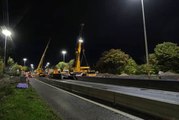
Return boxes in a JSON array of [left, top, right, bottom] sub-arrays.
[[35, 79, 143, 120]]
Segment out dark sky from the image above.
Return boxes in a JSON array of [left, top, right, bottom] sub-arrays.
[[1, 0, 179, 67]]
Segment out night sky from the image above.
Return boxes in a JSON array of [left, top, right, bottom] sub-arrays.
[[1, 0, 179, 68]]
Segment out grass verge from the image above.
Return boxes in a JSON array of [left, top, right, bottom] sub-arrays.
[[0, 83, 61, 120]]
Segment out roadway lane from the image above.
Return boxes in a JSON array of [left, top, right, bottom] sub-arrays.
[[61, 80, 179, 105], [30, 78, 142, 120]]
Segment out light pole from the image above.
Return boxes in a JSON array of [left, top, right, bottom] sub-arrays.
[[45, 62, 50, 68], [1, 28, 11, 68], [23, 58, 27, 66], [61, 50, 67, 62], [30, 64, 34, 71], [78, 38, 83, 43], [140, 0, 149, 67], [45, 62, 50, 74]]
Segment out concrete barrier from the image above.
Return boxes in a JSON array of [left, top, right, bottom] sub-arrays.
[[38, 78, 179, 120], [76, 76, 179, 92]]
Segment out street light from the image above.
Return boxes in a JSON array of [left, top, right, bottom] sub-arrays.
[[2, 29, 11, 36], [30, 64, 34, 71], [45, 62, 50, 68], [23, 58, 27, 66], [30, 64, 34, 69], [140, 0, 150, 76], [140, 0, 149, 67], [78, 37, 83, 43], [1, 28, 11, 67], [61, 50, 67, 62]]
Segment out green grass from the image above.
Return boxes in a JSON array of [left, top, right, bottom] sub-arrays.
[[0, 85, 61, 120]]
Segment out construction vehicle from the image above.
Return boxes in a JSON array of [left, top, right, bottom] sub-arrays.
[[72, 24, 96, 77], [49, 67, 63, 79], [36, 40, 50, 77]]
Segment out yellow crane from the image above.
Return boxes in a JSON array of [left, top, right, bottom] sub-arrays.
[[36, 40, 50, 76], [73, 24, 96, 76]]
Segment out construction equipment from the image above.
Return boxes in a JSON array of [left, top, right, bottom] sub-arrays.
[[50, 67, 63, 79], [36, 40, 50, 77], [72, 24, 96, 77]]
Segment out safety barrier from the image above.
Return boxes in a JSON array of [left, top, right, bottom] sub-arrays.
[[76, 76, 179, 92], [38, 78, 179, 120]]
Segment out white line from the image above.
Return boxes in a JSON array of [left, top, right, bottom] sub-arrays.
[[35, 79, 143, 120]]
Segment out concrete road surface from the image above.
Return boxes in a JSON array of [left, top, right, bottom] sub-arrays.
[[30, 78, 142, 120], [62, 80, 179, 105]]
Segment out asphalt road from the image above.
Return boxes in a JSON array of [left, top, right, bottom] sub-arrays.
[[30, 78, 142, 120], [61, 80, 179, 105]]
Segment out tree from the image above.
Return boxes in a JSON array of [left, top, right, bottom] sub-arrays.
[[68, 59, 75, 72], [21, 66, 29, 72], [149, 53, 158, 65], [96, 49, 130, 74], [10, 63, 21, 76], [148, 53, 159, 74], [56, 61, 69, 71], [7, 57, 15, 67], [136, 64, 156, 75], [122, 58, 138, 75], [154, 42, 179, 73]]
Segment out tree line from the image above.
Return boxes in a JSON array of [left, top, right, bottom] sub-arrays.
[[0, 56, 28, 77], [96, 42, 179, 74]]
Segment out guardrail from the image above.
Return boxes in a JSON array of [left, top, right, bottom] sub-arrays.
[[76, 76, 179, 92], [38, 78, 179, 120]]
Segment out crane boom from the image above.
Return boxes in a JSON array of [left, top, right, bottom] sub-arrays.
[[74, 23, 85, 72], [36, 39, 50, 76]]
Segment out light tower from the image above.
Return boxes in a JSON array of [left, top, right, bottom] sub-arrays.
[[61, 50, 67, 62], [1, 28, 11, 67]]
